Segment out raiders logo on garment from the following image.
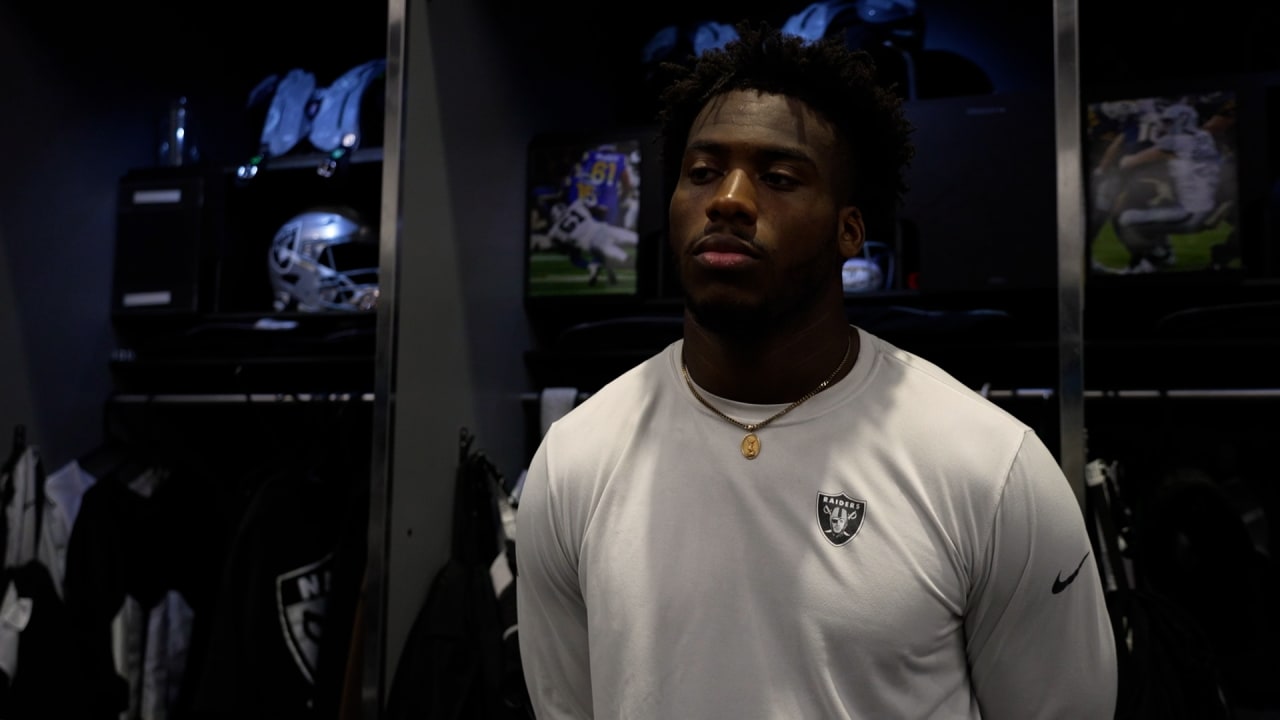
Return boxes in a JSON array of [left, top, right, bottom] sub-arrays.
[[817, 491, 866, 547], [277, 553, 334, 685]]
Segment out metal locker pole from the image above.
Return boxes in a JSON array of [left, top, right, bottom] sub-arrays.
[[1053, 0, 1088, 508]]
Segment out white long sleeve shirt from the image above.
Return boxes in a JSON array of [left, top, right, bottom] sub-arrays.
[[517, 326, 1117, 719]]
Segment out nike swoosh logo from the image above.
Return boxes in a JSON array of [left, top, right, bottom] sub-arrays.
[[1051, 552, 1091, 594]]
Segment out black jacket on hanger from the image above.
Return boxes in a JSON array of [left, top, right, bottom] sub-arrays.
[[384, 429, 531, 720]]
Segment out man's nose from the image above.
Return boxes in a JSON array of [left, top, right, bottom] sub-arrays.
[[706, 168, 757, 226]]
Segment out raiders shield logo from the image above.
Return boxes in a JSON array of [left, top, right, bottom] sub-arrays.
[[817, 491, 866, 546], [276, 552, 334, 684]]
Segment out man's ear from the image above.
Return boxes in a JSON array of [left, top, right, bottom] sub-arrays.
[[837, 206, 865, 259]]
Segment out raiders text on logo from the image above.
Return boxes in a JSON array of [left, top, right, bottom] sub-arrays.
[[817, 491, 866, 547]]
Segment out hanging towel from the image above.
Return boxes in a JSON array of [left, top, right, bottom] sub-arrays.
[[539, 387, 580, 438]]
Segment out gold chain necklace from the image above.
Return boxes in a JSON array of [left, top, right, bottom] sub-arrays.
[[681, 334, 853, 459]]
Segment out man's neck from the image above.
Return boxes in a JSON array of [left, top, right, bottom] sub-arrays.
[[680, 305, 857, 404]]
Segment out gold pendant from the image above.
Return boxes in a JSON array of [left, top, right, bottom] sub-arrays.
[[741, 433, 761, 459]]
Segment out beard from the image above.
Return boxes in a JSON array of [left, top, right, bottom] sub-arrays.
[[683, 249, 842, 339], [685, 293, 771, 337]]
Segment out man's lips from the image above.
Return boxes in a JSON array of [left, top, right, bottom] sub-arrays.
[[691, 233, 760, 269]]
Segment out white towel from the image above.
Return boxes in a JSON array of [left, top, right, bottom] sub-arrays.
[[539, 387, 580, 438]]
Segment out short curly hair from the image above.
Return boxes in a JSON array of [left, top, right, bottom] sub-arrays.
[[656, 21, 915, 222]]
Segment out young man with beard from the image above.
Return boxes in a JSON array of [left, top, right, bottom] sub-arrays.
[[516, 22, 1117, 719]]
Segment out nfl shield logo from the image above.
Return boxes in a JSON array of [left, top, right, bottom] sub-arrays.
[[276, 552, 334, 684], [817, 491, 866, 546]]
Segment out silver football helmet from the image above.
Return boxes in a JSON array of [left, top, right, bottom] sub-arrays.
[[268, 208, 379, 312], [842, 240, 895, 294]]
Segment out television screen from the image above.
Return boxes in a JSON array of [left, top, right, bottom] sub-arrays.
[[1084, 90, 1240, 275], [526, 135, 647, 298]]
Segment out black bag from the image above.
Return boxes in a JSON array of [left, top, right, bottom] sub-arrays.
[[1084, 459, 1233, 720]]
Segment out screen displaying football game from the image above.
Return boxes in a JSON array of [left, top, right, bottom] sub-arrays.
[[526, 137, 643, 298], [1084, 90, 1240, 276]]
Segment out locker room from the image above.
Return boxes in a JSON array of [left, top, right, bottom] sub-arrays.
[[2, 0, 1278, 718]]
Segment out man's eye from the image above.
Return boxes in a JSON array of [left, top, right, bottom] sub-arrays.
[[762, 172, 799, 188], [687, 166, 717, 183]]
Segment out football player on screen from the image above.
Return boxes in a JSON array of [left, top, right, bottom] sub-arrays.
[[1087, 98, 1161, 238], [1112, 100, 1227, 272], [564, 143, 641, 230], [544, 195, 639, 285]]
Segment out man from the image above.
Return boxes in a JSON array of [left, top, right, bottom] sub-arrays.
[[1113, 101, 1227, 272], [517, 22, 1117, 719], [564, 143, 641, 229]]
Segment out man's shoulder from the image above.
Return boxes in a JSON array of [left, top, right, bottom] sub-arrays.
[[551, 342, 678, 432], [863, 331, 973, 393], [862, 329, 1032, 435]]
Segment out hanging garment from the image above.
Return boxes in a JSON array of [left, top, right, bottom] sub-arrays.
[[39, 459, 98, 597], [384, 429, 532, 720], [1133, 467, 1280, 712], [0, 437, 76, 720], [62, 462, 225, 720], [63, 470, 156, 719], [0, 560, 82, 718], [141, 590, 196, 720], [1084, 459, 1234, 720], [191, 466, 366, 720], [1, 444, 42, 570]]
